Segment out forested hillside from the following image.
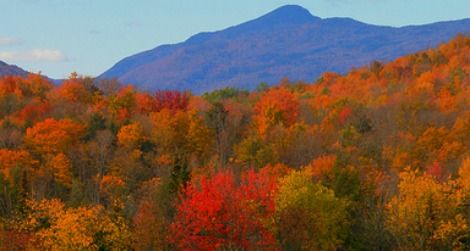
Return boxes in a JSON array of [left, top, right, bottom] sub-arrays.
[[1, 35, 470, 250]]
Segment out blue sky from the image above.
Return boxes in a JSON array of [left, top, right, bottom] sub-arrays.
[[1, 0, 469, 79]]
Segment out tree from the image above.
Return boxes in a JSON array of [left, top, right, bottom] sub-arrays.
[[205, 102, 229, 166], [275, 169, 349, 250], [169, 170, 279, 250], [386, 167, 466, 250], [0, 149, 36, 216], [234, 135, 276, 169], [154, 90, 189, 112], [253, 87, 299, 135], [46, 153, 72, 188], [0, 149, 37, 182], [54, 75, 93, 103], [24, 118, 85, 156], [19, 73, 53, 99], [306, 155, 337, 179], [19, 199, 131, 250], [117, 121, 144, 149]]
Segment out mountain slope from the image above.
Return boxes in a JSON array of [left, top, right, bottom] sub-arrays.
[[100, 5, 470, 93], [0, 60, 29, 77]]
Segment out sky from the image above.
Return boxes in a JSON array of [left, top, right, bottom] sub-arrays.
[[1, 0, 469, 79]]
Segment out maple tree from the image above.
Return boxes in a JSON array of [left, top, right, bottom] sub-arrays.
[[169, 169, 279, 250]]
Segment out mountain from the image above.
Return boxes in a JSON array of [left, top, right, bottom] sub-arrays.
[[100, 5, 470, 93], [0, 60, 29, 77]]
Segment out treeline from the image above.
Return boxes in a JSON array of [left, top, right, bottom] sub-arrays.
[[0, 35, 470, 250]]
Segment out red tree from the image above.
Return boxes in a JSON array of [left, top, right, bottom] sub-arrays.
[[154, 90, 189, 112], [169, 170, 279, 250]]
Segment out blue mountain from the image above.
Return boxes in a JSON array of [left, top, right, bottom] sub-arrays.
[[0, 60, 28, 77], [100, 5, 470, 93]]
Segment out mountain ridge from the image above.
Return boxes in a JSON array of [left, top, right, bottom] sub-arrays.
[[100, 5, 470, 93], [0, 60, 29, 77]]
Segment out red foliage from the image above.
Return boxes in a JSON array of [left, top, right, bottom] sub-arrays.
[[154, 90, 189, 112], [169, 170, 279, 250], [338, 106, 352, 125], [426, 161, 444, 180]]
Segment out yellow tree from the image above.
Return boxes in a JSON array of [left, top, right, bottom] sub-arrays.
[[386, 167, 466, 250], [275, 169, 349, 250], [21, 199, 131, 250]]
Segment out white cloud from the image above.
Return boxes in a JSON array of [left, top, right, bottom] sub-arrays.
[[0, 49, 66, 62], [0, 37, 22, 46]]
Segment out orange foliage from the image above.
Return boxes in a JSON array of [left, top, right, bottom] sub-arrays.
[[0, 149, 37, 180], [0, 76, 24, 97], [135, 92, 155, 114], [117, 122, 143, 148], [25, 118, 85, 155], [305, 155, 337, 178], [0, 35, 469, 250], [47, 153, 73, 187], [15, 98, 51, 124], [254, 87, 299, 135], [55, 77, 92, 103]]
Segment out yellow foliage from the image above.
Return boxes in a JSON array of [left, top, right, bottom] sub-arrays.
[[275, 169, 349, 250], [386, 167, 466, 249], [22, 199, 131, 250]]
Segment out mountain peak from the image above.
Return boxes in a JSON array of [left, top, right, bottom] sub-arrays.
[[100, 6, 470, 93], [271, 5, 313, 16], [255, 5, 319, 25]]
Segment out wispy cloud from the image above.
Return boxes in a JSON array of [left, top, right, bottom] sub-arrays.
[[0, 49, 66, 62], [0, 37, 22, 46]]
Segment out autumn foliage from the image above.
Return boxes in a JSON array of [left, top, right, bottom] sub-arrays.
[[169, 169, 280, 250], [0, 35, 470, 250]]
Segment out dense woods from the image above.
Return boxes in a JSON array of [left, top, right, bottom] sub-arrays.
[[0, 35, 470, 250]]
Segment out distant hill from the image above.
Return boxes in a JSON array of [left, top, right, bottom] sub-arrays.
[[99, 5, 470, 93], [0, 60, 28, 77]]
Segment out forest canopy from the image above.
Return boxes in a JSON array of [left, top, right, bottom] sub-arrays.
[[0, 35, 470, 250]]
